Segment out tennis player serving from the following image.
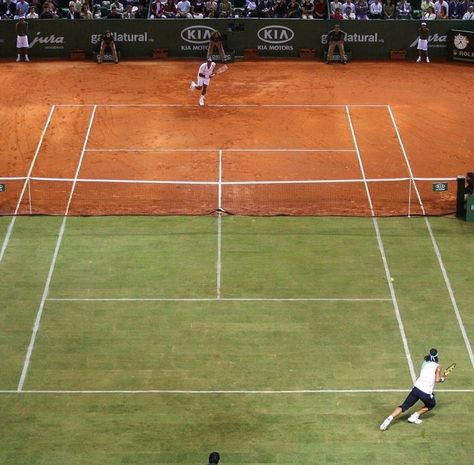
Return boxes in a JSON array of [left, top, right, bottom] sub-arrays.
[[189, 57, 216, 106], [380, 348, 453, 431]]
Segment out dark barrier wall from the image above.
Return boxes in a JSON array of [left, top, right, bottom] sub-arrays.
[[1, 19, 474, 59]]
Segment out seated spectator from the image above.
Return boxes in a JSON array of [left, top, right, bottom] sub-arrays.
[[27, 5, 39, 17], [287, 0, 302, 17], [108, 4, 122, 16], [81, 3, 92, 17], [134, 3, 146, 15], [369, 0, 382, 17], [331, 5, 343, 17], [163, 0, 177, 16], [342, 0, 355, 13], [176, 0, 192, 16], [110, 0, 124, 12], [122, 3, 135, 16], [66, 3, 81, 17], [314, 0, 327, 17], [433, 0, 447, 14], [343, 4, 355, 16], [463, 4, 474, 18], [355, 0, 368, 18], [219, 0, 233, 16], [273, 0, 288, 16], [422, 5, 436, 17], [16, 0, 30, 16], [40, 4, 54, 16], [301, 0, 314, 18], [436, 3, 448, 16], [455, 0, 468, 18], [383, 0, 395, 16], [2, 0, 18, 19], [48, 1, 61, 17], [396, 0, 412, 18], [191, 0, 205, 17], [205, 0, 218, 16], [420, 0, 434, 14], [330, 0, 343, 14], [93, 3, 102, 16], [245, 0, 258, 16]]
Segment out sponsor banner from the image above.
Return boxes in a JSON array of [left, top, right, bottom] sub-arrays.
[[0, 20, 474, 59], [448, 29, 474, 63]]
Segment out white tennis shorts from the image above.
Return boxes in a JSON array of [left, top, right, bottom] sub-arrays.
[[417, 39, 428, 51], [17, 35, 29, 49], [197, 76, 211, 86]]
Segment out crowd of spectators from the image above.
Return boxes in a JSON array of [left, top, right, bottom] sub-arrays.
[[1, 0, 474, 18]]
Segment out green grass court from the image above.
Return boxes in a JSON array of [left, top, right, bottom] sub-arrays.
[[0, 216, 473, 465]]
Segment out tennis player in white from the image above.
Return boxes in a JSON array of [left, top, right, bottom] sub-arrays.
[[189, 57, 216, 106], [380, 348, 446, 431]]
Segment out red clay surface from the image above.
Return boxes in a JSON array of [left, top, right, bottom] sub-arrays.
[[0, 60, 472, 216]]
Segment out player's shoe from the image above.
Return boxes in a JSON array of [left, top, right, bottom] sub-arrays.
[[199, 96, 205, 106], [426, 57, 430, 63], [408, 414, 422, 425], [189, 81, 196, 91], [416, 57, 422, 63], [379, 417, 393, 431], [25, 56, 30, 62], [16, 56, 21, 62]]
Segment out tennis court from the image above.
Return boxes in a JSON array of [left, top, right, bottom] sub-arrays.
[[0, 61, 473, 465]]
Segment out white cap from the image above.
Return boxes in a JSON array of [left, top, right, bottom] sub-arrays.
[[421, 22, 427, 25]]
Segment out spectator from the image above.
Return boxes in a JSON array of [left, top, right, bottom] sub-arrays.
[[49, 1, 61, 17], [2, 0, 17, 19], [437, 3, 448, 16], [343, 4, 355, 16], [355, 0, 368, 18], [93, 3, 102, 16], [176, 0, 192, 16], [314, 0, 327, 17], [257, 0, 272, 16], [16, 0, 30, 16], [80, 3, 92, 17], [68, 3, 81, 17], [462, 3, 474, 17], [98, 29, 118, 63], [455, 0, 469, 18], [433, 0, 447, 15], [331, 5, 343, 16], [383, 0, 395, 16], [192, 0, 205, 17], [150, 0, 164, 16], [447, 0, 456, 16], [326, 23, 347, 63], [287, 0, 302, 17], [422, 5, 436, 17], [26, 5, 39, 17], [205, 0, 218, 16], [219, 0, 233, 16], [396, 0, 412, 18], [122, 3, 135, 16], [420, 0, 434, 14], [134, 3, 146, 15], [108, 5, 122, 16], [342, 0, 355, 13], [163, 0, 177, 16], [369, 0, 382, 17], [245, 0, 258, 16], [273, 0, 287, 16], [109, 0, 124, 12], [330, 0, 343, 14], [40, 4, 54, 17], [301, 0, 314, 18]]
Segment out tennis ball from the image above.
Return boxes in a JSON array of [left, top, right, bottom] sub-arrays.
[[390, 277, 395, 282]]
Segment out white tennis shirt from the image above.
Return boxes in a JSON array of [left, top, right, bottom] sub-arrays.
[[414, 360, 439, 395]]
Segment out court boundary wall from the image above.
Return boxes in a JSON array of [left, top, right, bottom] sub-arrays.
[[1, 19, 474, 59]]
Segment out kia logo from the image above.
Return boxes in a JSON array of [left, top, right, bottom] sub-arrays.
[[181, 25, 215, 44], [257, 26, 294, 44]]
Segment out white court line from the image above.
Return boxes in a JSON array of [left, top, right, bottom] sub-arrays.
[[46, 297, 392, 302], [0, 105, 56, 262], [84, 148, 357, 153], [54, 104, 390, 108], [17, 106, 98, 392], [346, 105, 417, 384], [388, 106, 474, 369], [216, 150, 223, 299], [0, 388, 473, 395]]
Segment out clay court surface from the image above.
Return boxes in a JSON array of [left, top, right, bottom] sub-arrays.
[[0, 60, 473, 216]]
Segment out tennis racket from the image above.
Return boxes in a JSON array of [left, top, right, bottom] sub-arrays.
[[444, 363, 456, 377], [215, 64, 228, 75]]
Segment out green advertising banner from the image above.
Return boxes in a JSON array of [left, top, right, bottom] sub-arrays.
[[448, 29, 474, 63], [1, 19, 474, 59]]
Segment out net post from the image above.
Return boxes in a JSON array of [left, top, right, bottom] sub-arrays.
[[456, 175, 466, 219]]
